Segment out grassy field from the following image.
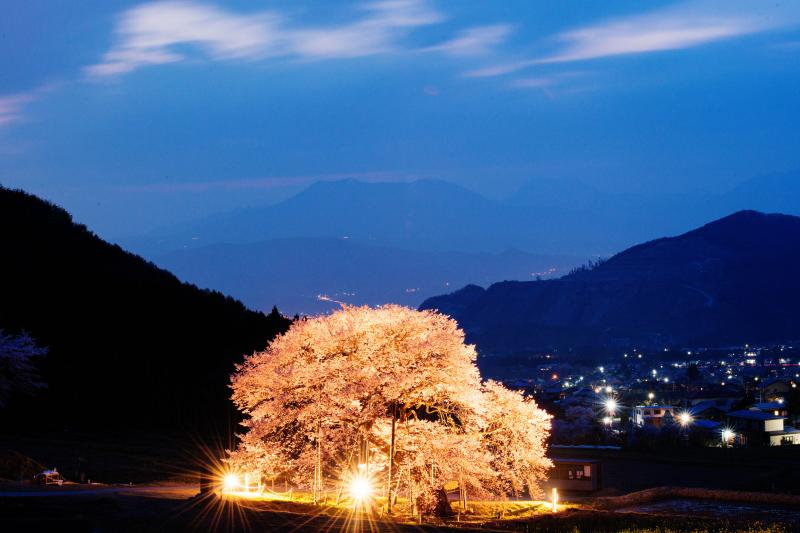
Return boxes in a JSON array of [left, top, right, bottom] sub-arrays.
[[2, 432, 799, 531], [0, 488, 793, 533]]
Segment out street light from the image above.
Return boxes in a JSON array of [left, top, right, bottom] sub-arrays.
[[678, 411, 693, 427], [604, 398, 618, 415], [223, 473, 240, 492], [721, 429, 735, 447], [349, 475, 373, 503]]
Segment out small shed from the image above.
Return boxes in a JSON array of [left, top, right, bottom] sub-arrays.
[[545, 458, 602, 492]]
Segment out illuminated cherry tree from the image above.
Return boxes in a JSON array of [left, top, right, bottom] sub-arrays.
[[229, 305, 551, 513]]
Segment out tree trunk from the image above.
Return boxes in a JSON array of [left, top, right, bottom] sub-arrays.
[[432, 487, 453, 517]]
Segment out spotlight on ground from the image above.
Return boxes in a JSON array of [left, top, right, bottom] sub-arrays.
[[349, 476, 372, 502], [223, 474, 240, 492]]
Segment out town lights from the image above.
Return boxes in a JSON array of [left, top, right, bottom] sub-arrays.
[[349, 476, 372, 502], [602, 416, 612, 425], [551, 488, 559, 512], [223, 473, 240, 492], [721, 429, 735, 446], [678, 411, 693, 427], [604, 398, 618, 415], [647, 392, 655, 401]]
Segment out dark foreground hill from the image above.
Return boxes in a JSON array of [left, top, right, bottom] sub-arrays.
[[421, 211, 800, 357], [0, 186, 290, 432]]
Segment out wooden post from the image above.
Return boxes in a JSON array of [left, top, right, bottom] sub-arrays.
[[459, 468, 465, 513], [388, 402, 397, 513], [316, 424, 323, 503]]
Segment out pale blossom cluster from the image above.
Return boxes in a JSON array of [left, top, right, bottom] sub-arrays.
[[229, 305, 551, 511]]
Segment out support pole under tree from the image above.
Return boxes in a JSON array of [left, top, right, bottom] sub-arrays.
[[388, 401, 397, 514], [316, 424, 323, 503], [459, 468, 465, 513]]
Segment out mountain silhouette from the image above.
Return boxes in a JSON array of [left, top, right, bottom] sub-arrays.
[[421, 211, 800, 356], [0, 186, 290, 432]]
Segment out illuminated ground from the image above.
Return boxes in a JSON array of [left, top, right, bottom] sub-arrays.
[[1, 483, 796, 532]]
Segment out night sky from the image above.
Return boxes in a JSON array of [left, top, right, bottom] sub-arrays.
[[2, 0, 799, 238]]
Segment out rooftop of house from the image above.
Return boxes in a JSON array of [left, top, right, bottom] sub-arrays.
[[767, 426, 800, 436], [690, 400, 734, 414], [693, 419, 721, 430], [752, 401, 785, 410], [727, 409, 783, 421]]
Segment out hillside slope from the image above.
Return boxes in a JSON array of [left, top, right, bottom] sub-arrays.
[[0, 186, 290, 431], [156, 237, 581, 315], [421, 211, 800, 355]]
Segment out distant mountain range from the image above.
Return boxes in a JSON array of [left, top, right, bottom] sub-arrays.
[[125, 171, 800, 257], [120, 172, 799, 314], [155, 238, 580, 315], [0, 186, 289, 431], [421, 211, 800, 356]]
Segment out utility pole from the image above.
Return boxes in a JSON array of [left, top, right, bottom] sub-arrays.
[[388, 401, 397, 513]]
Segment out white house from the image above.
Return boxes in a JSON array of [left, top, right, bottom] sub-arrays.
[[632, 405, 676, 427], [726, 409, 800, 446]]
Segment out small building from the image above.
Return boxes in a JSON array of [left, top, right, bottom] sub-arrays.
[[751, 401, 788, 418], [759, 378, 793, 401], [689, 400, 732, 422], [545, 458, 602, 492], [632, 405, 676, 428], [726, 409, 800, 446]]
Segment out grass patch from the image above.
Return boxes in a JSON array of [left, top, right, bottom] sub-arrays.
[[590, 486, 800, 510]]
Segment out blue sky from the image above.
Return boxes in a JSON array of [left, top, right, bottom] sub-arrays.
[[2, 0, 800, 237]]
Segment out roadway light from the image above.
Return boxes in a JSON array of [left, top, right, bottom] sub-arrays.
[[721, 429, 735, 446], [223, 473, 240, 492], [349, 475, 372, 502], [604, 386, 612, 394], [678, 412, 693, 427], [604, 398, 618, 415], [648, 392, 655, 401]]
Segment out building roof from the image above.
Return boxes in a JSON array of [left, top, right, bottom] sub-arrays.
[[693, 419, 721, 430], [727, 409, 783, 421], [767, 426, 800, 436], [550, 457, 602, 464], [752, 401, 785, 410], [760, 377, 790, 388], [690, 400, 731, 414], [634, 405, 674, 410]]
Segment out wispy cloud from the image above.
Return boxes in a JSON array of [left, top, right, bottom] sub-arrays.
[[538, 2, 767, 64], [426, 24, 512, 57], [86, 0, 445, 77], [0, 93, 35, 126], [468, 0, 800, 78], [0, 83, 60, 128]]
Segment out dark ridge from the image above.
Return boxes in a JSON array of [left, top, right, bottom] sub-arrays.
[[421, 210, 800, 358], [0, 185, 291, 433]]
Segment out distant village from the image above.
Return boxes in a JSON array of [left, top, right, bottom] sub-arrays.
[[504, 345, 800, 448]]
